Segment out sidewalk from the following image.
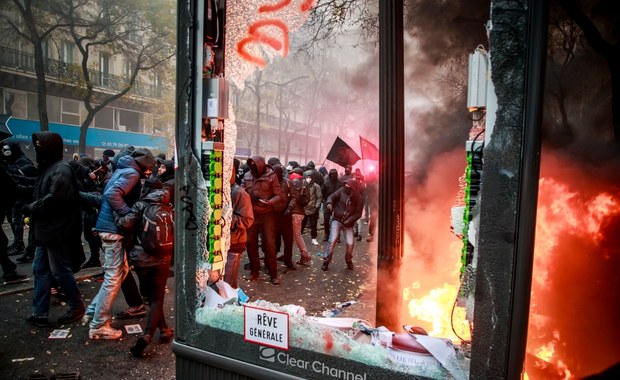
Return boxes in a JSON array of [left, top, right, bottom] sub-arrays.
[[1, 266, 103, 297]]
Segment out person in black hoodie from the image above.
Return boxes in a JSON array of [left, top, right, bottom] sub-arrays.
[[23, 131, 86, 327], [3, 141, 37, 257], [320, 169, 343, 241], [0, 140, 27, 284], [156, 159, 175, 207], [242, 155, 282, 285], [115, 178, 174, 357], [321, 179, 364, 271]]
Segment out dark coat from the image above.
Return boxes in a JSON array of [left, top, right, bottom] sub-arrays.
[[242, 155, 281, 214], [326, 179, 364, 227], [321, 169, 343, 202], [29, 132, 84, 270], [116, 189, 173, 267]]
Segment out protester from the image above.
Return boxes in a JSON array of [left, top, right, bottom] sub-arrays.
[[0, 140, 27, 284], [286, 168, 312, 266], [157, 159, 175, 206], [320, 169, 343, 241], [302, 170, 322, 246], [364, 171, 379, 242], [242, 155, 282, 285], [3, 141, 37, 259], [271, 164, 296, 270], [322, 179, 364, 271], [24, 131, 86, 327], [115, 178, 175, 357], [85, 148, 154, 339], [224, 159, 254, 288], [102, 149, 116, 172]]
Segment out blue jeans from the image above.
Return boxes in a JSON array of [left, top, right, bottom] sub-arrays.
[[323, 220, 354, 264], [32, 245, 84, 318], [87, 235, 129, 329]]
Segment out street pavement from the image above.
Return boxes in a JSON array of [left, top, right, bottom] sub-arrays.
[[1, 220, 377, 380]]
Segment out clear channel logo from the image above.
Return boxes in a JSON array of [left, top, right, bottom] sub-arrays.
[[258, 346, 368, 380], [259, 346, 276, 363]]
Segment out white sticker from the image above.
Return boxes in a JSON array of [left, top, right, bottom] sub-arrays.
[[244, 305, 289, 350]]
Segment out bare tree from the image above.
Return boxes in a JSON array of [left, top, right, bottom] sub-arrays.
[[558, 0, 620, 143], [61, 0, 175, 152], [1, 0, 69, 131]]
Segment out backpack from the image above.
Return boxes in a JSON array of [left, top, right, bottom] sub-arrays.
[[140, 202, 174, 254], [298, 180, 310, 207]]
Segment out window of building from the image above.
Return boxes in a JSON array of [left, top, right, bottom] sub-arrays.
[[27, 93, 39, 120], [61, 41, 73, 64], [94, 106, 114, 129], [114, 108, 142, 133], [125, 61, 133, 79], [61, 99, 80, 125], [3, 90, 27, 119], [100, 53, 110, 86], [46, 96, 60, 123]]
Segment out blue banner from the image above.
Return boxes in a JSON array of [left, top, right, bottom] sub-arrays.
[[8, 118, 168, 151]]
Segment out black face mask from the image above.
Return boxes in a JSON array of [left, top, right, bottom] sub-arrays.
[[344, 185, 353, 195], [250, 163, 259, 178]]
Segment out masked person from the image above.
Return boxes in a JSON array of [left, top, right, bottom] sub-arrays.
[[322, 179, 364, 271], [241, 155, 282, 285], [24, 132, 86, 327]]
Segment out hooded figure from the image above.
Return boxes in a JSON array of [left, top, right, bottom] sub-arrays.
[[86, 146, 154, 340], [157, 159, 175, 205], [305, 160, 324, 187], [23, 131, 86, 328], [3, 140, 37, 258], [241, 155, 282, 285], [320, 168, 343, 241], [322, 178, 364, 271]]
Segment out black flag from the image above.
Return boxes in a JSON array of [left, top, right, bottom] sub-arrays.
[[326, 136, 361, 167]]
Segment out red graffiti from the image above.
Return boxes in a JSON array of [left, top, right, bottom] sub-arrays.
[[258, 0, 291, 13], [258, 0, 314, 13], [236, 19, 289, 68], [323, 330, 334, 352], [300, 0, 315, 12], [237, 1, 315, 68]]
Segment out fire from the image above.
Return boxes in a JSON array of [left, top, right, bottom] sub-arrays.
[[403, 282, 471, 342], [525, 169, 620, 379]]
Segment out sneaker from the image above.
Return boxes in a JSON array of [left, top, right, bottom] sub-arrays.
[[130, 335, 151, 358], [26, 315, 49, 327], [3, 272, 28, 284], [296, 256, 312, 266], [321, 262, 329, 271], [366, 236, 374, 242], [271, 276, 281, 286], [284, 261, 297, 270], [114, 304, 146, 319], [311, 238, 319, 246], [159, 328, 174, 344], [58, 308, 86, 324], [346, 261, 355, 270], [89, 322, 123, 340], [16, 253, 34, 264], [7, 242, 25, 256], [81, 260, 101, 269]]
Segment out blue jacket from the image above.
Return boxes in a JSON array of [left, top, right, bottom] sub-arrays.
[[95, 155, 142, 234]]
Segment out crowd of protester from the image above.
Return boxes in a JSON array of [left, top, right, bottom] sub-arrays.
[[1, 130, 378, 358], [223, 155, 378, 287]]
